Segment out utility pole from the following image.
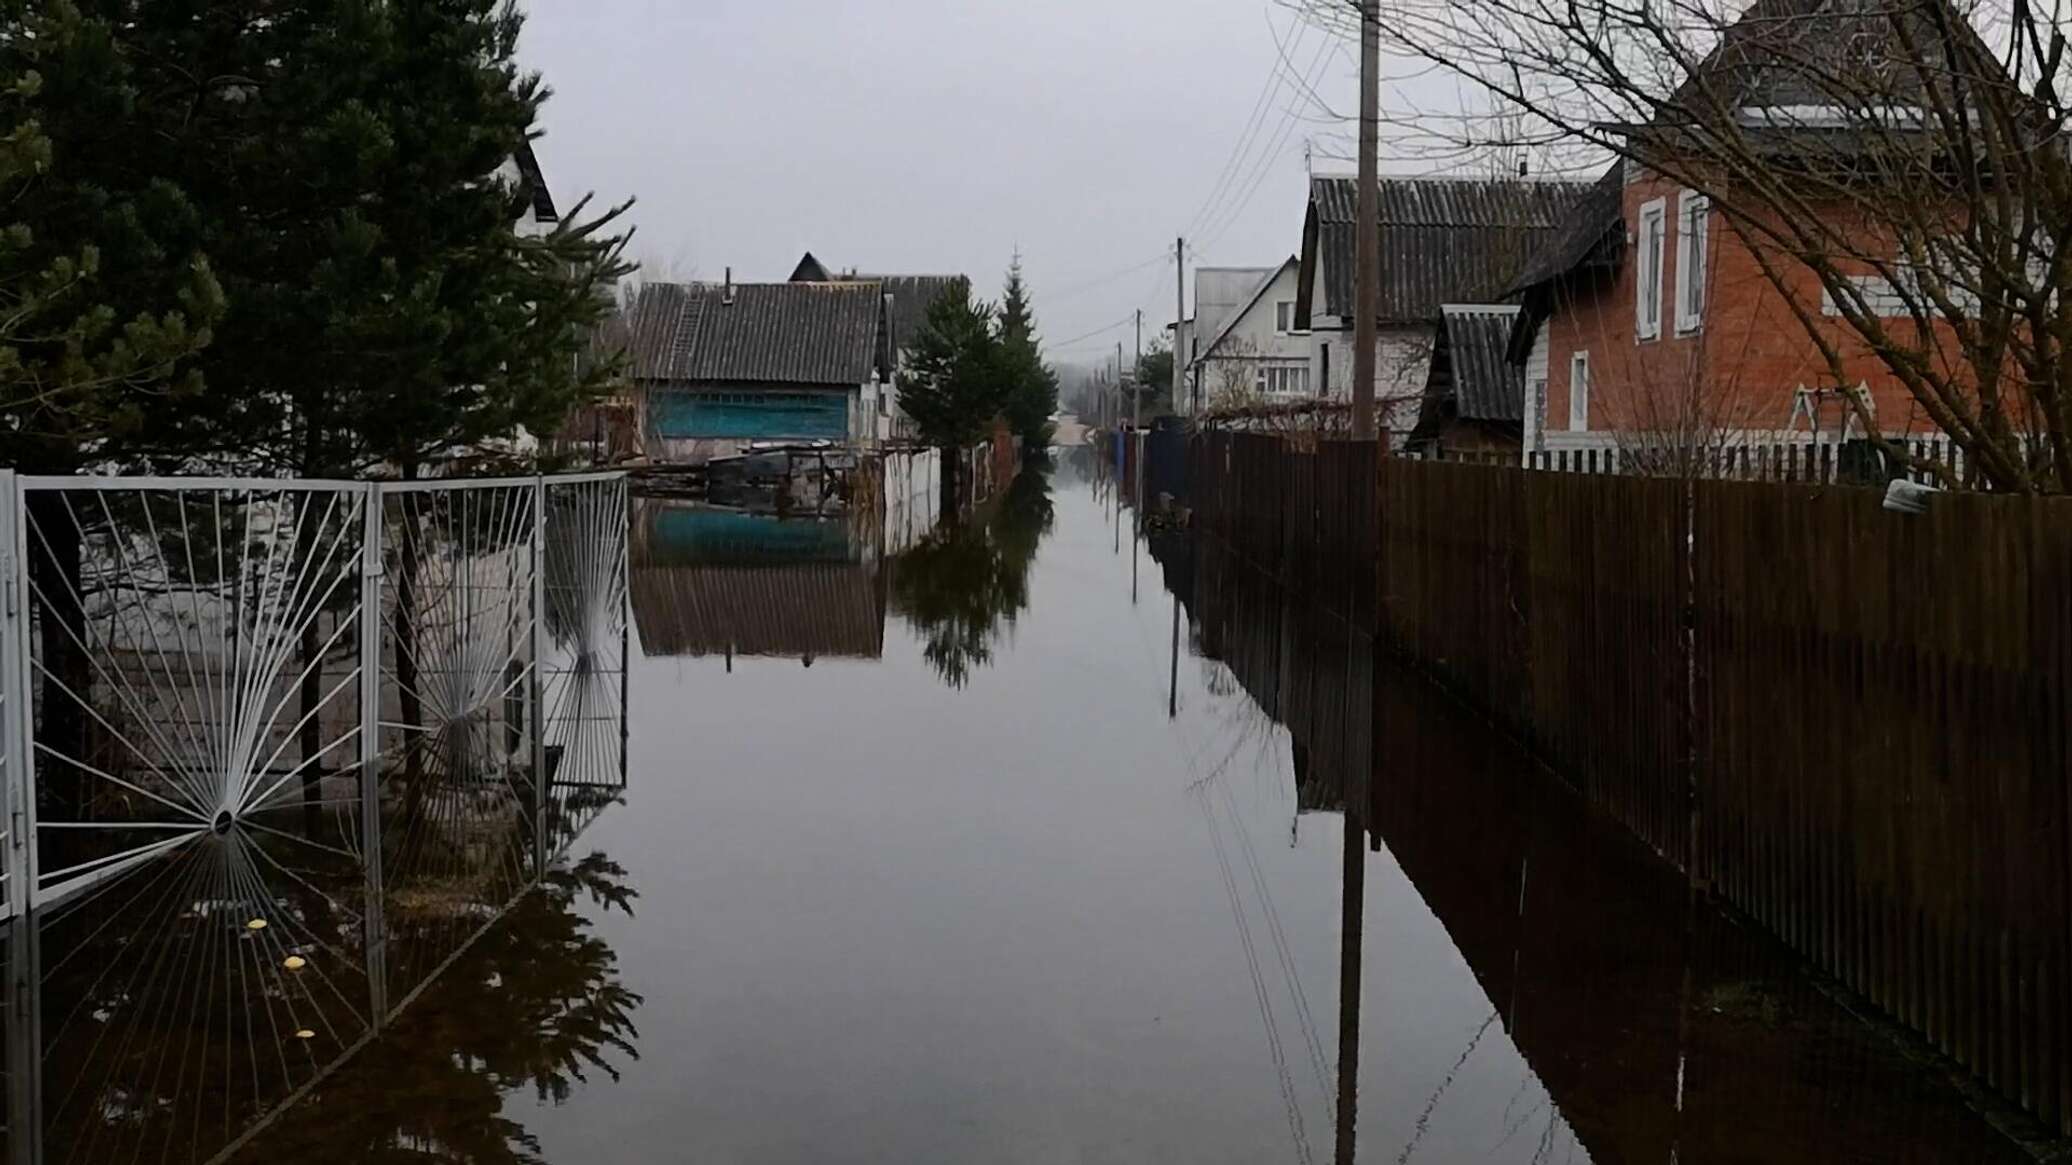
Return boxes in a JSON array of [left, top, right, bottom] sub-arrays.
[[1173, 236, 1186, 415], [1351, 0, 1380, 444], [1134, 310, 1144, 431], [1118, 341, 1128, 430]]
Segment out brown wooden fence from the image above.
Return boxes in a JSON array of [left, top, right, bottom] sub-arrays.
[[1191, 430, 2072, 1135]]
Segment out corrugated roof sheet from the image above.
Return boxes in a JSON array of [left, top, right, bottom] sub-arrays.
[[844, 274, 969, 355], [1505, 163, 1626, 294], [630, 564, 884, 659], [1310, 176, 1589, 323], [627, 281, 883, 386], [1437, 305, 1524, 422]]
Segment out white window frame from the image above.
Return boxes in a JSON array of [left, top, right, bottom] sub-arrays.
[[1636, 197, 1667, 341], [1274, 300, 1296, 335], [1675, 190, 1708, 334], [1569, 351, 1590, 431]]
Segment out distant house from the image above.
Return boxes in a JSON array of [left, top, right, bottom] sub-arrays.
[[627, 278, 892, 463], [1409, 305, 1525, 454], [1182, 259, 1310, 415], [1295, 175, 1587, 441], [1506, 2, 1975, 459]]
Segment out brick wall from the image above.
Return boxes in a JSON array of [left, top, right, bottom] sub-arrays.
[[1543, 165, 1961, 440]]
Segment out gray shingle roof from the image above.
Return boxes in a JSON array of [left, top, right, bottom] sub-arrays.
[[627, 281, 884, 385], [844, 274, 969, 355], [1505, 164, 1626, 295], [1308, 176, 1589, 324], [1435, 305, 1524, 422]]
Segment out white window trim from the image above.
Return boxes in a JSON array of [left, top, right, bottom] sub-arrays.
[[1675, 190, 1708, 334], [1636, 198, 1667, 342], [1274, 300, 1296, 335], [1569, 351, 1590, 431]]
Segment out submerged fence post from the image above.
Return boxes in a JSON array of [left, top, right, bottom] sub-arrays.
[[358, 482, 388, 1024], [0, 472, 28, 915]]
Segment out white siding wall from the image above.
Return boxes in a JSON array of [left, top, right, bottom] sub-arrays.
[[1196, 263, 1312, 405], [1523, 320, 1551, 455]]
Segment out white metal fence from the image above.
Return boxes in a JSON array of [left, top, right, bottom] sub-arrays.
[[0, 469, 629, 1164]]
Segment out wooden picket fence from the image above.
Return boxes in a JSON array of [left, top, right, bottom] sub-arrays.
[[1190, 429, 2072, 1135], [1422, 434, 1973, 486]]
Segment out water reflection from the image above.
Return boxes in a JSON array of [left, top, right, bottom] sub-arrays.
[[888, 458, 1055, 688], [1168, 527, 2031, 1164], [225, 854, 639, 1164], [629, 503, 887, 663], [630, 457, 1058, 689]]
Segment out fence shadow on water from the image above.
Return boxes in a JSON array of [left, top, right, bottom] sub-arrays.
[[1166, 506, 2038, 1163], [1180, 428, 2072, 1147], [0, 471, 632, 1165]]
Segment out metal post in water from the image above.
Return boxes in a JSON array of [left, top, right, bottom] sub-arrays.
[[357, 483, 388, 1024], [530, 477, 549, 875]]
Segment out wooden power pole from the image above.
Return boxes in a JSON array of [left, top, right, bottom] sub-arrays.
[[1134, 310, 1143, 430], [1351, 0, 1380, 443], [1174, 237, 1186, 415]]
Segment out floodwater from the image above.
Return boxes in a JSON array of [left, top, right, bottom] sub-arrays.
[[31, 453, 2037, 1162]]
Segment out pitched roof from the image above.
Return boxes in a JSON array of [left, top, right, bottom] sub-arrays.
[[626, 281, 885, 385], [1307, 176, 1589, 324], [1442, 305, 1525, 421], [789, 252, 833, 282], [1194, 266, 1278, 345], [1505, 163, 1627, 295], [842, 274, 969, 355], [1196, 257, 1299, 365], [1421, 305, 1524, 430], [513, 139, 558, 224]]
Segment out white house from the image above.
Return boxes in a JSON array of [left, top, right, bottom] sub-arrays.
[[1183, 257, 1312, 414], [1295, 175, 1588, 441]]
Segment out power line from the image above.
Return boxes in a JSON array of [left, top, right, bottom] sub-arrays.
[[1183, 5, 1313, 242], [1047, 312, 1139, 352], [1196, 29, 1340, 256]]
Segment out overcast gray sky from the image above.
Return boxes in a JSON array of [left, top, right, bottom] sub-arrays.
[[516, 0, 1383, 369]]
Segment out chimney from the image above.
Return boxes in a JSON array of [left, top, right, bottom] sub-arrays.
[[723, 266, 735, 306]]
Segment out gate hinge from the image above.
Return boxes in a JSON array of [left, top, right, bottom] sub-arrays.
[[2, 553, 15, 617]]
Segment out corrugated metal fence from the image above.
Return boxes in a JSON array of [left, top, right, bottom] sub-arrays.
[[1190, 429, 2072, 1135]]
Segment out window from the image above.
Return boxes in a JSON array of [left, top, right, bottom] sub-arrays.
[[1675, 190, 1708, 333], [1569, 352, 1590, 431], [1256, 364, 1311, 395], [1275, 301, 1296, 334], [1636, 198, 1667, 341]]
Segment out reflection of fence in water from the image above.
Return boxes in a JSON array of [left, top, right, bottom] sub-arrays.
[[0, 471, 629, 1165]]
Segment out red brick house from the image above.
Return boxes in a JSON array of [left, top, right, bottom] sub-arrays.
[[1506, 3, 1979, 460]]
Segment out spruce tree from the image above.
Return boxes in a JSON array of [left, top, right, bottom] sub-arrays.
[[0, 1, 224, 475], [995, 253, 1058, 446], [903, 282, 1003, 452]]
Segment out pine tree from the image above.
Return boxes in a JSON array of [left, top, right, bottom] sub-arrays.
[[118, 0, 633, 477], [0, 2, 224, 475], [903, 282, 1004, 452], [996, 253, 1058, 446]]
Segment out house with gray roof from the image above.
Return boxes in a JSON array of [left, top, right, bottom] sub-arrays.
[[1293, 174, 1589, 441], [626, 277, 892, 463], [1409, 305, 1525, 454], [1183, 258, 1310, 415], [799, 260, 969, 441]]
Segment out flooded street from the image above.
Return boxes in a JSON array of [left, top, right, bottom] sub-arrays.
[[216, 453, 2024, 1162]]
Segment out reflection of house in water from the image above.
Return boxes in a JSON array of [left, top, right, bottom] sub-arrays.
[[630, 501, 887, 662]]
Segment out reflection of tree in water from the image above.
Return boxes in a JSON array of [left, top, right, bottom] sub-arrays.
[[890, 457, 1055, 688], [228, 854, 642, 1165]]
